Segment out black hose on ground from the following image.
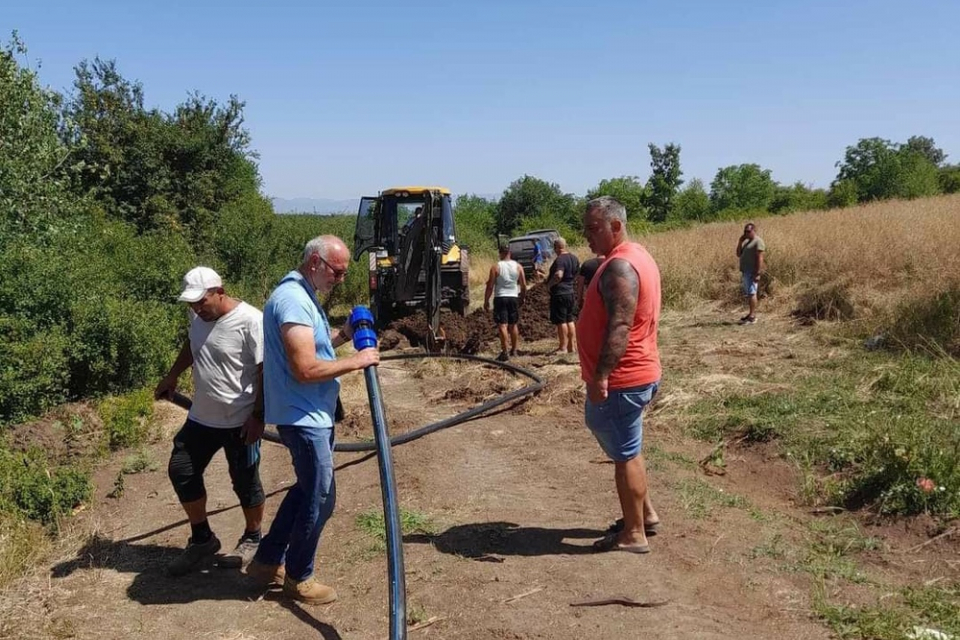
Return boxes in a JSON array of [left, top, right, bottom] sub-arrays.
[[169, 352, 544, 451]]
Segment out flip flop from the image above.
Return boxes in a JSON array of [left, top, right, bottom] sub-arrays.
[[592, 533, 650, 555], [607, 518, 660, 536]]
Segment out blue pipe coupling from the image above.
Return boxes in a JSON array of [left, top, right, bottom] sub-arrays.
[[350, 306, 378, 351]]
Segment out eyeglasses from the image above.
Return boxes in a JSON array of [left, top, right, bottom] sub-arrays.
[[318, 255, 348, 280]]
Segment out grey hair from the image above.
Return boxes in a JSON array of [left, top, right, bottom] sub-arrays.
[[554, 236, 567, 249], [302, 236, 330, 263], [586, 196, 627, 222]]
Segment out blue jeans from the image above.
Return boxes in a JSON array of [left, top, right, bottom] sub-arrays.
[[254, 425, 336, 582], [585, 382, 659, 462], [742, 271, 758, 297]]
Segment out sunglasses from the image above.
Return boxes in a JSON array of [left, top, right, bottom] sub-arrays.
[[318, 255, 348, 279]]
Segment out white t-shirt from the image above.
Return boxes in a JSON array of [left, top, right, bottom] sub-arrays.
[[188, 302, 264, 429], [494, 260, 520, 298]]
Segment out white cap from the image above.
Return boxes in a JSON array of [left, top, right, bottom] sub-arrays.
[[178, 267, 223, 303]]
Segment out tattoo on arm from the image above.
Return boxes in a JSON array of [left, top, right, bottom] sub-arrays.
[[596, 259, 638, 378]]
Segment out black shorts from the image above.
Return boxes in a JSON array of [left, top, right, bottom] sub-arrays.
[[550, 293, 577, 324], [493, 296, 520, 325], [168, 419, 264, 508]]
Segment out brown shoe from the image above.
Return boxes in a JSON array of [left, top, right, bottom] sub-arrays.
[[246, 559, 285, 585], [283, 576, 338, 605]]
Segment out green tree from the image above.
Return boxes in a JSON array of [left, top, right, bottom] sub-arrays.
[[904, 135, 946, 167], [828, 179, 859, 208], [673, 179, 712, 221], [453, 194, 497, 253], [895, 150, 942, 199], [770, 182, 828, 214], [587, 176, 647, 220], [939, 164, 960, 194], [834, 137, 941, 203], [495, 175, 577, 237], [0, 34, 77, 243], [65, 59, 260, 246], [645, 143, 683, 223], [709, 163, 777, 213]]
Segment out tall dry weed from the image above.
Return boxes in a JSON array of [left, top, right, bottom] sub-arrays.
[[637, 195, 960, 316]]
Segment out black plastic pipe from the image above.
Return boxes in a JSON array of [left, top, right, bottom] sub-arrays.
[[363, 362, 406, 638], [171, 354, 543, 452]]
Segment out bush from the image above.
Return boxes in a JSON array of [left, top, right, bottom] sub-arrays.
[[687, 353, 960, 519], [98, 388, 155, 450], [68, 297, 181, 397], [496, 175, 579, 236], [884, 286, 960, 356], [212, 193, 277, 283], [839, 421, 960, 516], [0, 242, 77, 331], [792, 282, 856, 324], [586, 176, 647, 221], [0, 447, 92, 525], [0, 318, 70, 422], [104, 225, 198, 302], [709, 164, 777, 213], [828, 179, 859, 208], [770, 182, 829, 214], [514, 211, 579, 247], [834, 137, 943, 203], [939, 165, 960, 194], [453, 194, 497, 255], [673, 179, 712, 222]]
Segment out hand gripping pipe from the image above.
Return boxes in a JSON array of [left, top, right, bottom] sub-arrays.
[[349, 305, 407, 640]]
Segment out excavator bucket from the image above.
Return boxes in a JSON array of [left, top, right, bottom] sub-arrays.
[[425, 323, 446, 353]]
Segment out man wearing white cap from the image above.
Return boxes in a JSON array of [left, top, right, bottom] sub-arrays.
[[154, 266, 266, 576]]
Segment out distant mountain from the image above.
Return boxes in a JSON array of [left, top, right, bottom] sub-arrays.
[[271, 197, 358, 214]]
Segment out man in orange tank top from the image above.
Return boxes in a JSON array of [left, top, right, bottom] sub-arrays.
[[576, 196, 662, 554]]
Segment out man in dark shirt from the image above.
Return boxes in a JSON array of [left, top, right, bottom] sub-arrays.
[[547, 237, 580, 354], [576, 253, 605, 310]]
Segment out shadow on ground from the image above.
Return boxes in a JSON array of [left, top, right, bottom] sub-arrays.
[[50, 535, 343, 640], [405, 521, 604, 557]]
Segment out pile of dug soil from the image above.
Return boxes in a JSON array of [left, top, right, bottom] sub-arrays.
[[516, 284, 557, 340], [382, 283, 560, 353]]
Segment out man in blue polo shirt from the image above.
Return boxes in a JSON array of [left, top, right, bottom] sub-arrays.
[[246, 235, 379, 605]]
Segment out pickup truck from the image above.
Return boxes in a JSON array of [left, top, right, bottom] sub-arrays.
[[507, 229, 561, 279]]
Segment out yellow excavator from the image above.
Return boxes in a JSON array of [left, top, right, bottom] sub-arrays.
[[352, 186, 469, 347]]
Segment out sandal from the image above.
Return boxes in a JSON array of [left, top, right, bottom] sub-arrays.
[[592, 533, 650, 554], [607, 518, 660, 536]]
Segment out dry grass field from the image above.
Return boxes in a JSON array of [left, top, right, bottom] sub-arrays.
[[642, 195, 960, 317]]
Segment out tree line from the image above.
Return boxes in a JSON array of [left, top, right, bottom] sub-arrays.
[[455, 137, 958, 245]]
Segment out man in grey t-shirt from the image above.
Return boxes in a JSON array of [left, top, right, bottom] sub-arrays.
[[735, 223, 766, 324], [155, 267, 265, 576], [547, 237, 580, 353]]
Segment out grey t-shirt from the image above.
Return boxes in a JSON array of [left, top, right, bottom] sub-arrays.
[[739, 237, 766, 273], [188, 302, 264, 429], [549, 253, 580, 296]]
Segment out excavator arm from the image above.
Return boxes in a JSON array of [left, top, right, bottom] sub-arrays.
[[392, 190, 445, 350]]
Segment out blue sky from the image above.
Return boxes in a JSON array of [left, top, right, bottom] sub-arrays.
[[7, 0, 959, 200]]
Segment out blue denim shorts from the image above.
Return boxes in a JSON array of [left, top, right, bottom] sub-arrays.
[[585, 381, 659, 462], [742, 271, 758, 296]]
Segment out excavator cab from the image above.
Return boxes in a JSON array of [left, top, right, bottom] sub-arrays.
[[353, 187, 470, 343]]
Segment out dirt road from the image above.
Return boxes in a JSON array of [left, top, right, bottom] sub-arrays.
[[2, 305, 953, 640]]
